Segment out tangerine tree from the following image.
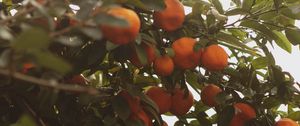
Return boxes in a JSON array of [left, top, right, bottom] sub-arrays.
[[0, 0, 299, 126]]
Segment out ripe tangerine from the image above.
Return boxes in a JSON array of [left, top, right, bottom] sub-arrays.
[[145, 86, 172, 114], [154, 55, 174, 76], [153, 0, 185, 31], [200, 84, 222, 107], [100, 7, 140, 45], [275, 118, 299, 126], [172, 37, 202, 70], [201, 45, 228, 71], [170, 88, 194, 116]]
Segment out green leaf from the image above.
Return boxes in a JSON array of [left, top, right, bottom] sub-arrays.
[[11, 114, 37, 126], [135, 44, 148, 66], [112, 96, 131, 121], [94, 13, 129, 27], [165, 48, 175, 57], [242, 0, 254, 11], [217, 105, 235, 126], [240, 20, 275, 40], [273, 0, 283, 11], [252, 57, 268, 69], [285, 28, 300, 45], [225, 8, 248, 15], [216, 31, 255, 51], [280, 4, 300, 19], [32, 50, 71, 74], [262, 97, 281, 109], [272, 30, 292, 53], [12, 28, 50, 50], [211, 0, 224, 14], [288, 111, 300, 121], [259, 11, 279, 20], [128, 0, 166, 11], [80, 27, 102, 40], [232, 0, 241, 6]]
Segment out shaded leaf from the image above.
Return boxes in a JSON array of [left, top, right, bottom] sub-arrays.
[[285, 28, 300, 45], [12, 28, 50, 50], [211, 0, 224, 14], [112, 96, 131, 121], [32, 50, 71, 74]]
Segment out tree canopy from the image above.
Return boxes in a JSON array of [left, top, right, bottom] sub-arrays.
[[0, 0, 300, 126]]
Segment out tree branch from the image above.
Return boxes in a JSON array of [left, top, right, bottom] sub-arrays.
[[0, 69, 107, 95]]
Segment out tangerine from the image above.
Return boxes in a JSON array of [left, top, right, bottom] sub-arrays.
[[130, 110, 152, 126], [172, 37, 202, 69], [201, 45, 228, 71], [145, 86, 172, 114], [154, 55, 174, 76], [200, 84, 222, 107], [170, 88, 194, 116], [153, 0, 185, 31], [275, 118, 299, 126], [100, 7, 140, 45]]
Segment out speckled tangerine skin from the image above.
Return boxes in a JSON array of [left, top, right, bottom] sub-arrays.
[[172, 37, 202, 70], [170, 88, 194, 116], [146, 86, 172, 114], [275, 118, 299, 126], [154, 55, 174, 76], [153, 0, 185, 32], [200, 84, 222, 107], [201, 45, 228, 71], [130, 43, 156, 67], [100, 7, 140, 45]]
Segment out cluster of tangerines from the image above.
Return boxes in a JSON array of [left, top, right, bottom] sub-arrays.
[[100, 0, 228, 76], [117, 86, 193, 126]]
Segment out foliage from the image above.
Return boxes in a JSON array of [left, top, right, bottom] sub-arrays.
[[0, 0, 299, 125]]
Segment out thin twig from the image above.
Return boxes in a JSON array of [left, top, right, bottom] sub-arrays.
[[0, 69, 101, 95], [20, 98, 47, 126]]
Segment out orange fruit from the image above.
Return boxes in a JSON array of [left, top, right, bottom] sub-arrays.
[[172, 37, 202, 69], [130, 110, 152, 126], [130, 43, 156, 67], [229, 103, 256, 126], [64, 75, 87, 85], [200, 84, 222, 107], [201, 45, 228, 71], [153, 0, 185, 31], [154, 55, 174, 76], [233, 103, 256, 121], [100, 7, 140, 45], [118, 90, 141, 115], [22, 63, 35, 74], [170, 88, 194, 116], [229, 115, 246, 126], [275, 118, 299, 126], [145, 86, 172, 114]]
